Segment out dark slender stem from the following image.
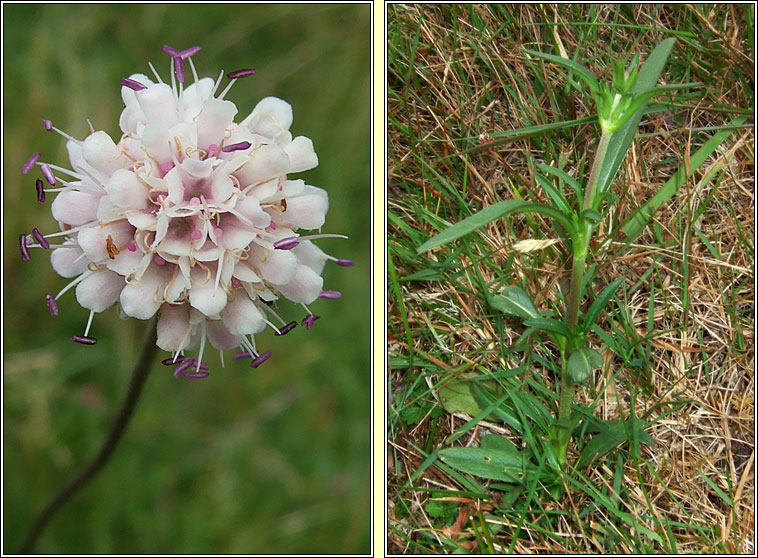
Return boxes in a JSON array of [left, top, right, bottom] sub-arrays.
[[18, 318, 158, 554]]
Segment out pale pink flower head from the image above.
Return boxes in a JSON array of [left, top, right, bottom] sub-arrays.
[[23, 45, 352, 377]]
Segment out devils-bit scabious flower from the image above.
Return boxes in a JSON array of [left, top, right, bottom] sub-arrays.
[[23, 45, 351, 377]]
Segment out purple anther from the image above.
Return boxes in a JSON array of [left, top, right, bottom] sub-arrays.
[[273, 236, 300, 250], [121, 78, 147, 91], [301, 314, 320, 330], [173, 358, 194, 378], [71, 335, 97, 345], [46, 293, 59, 316], [36, 178, 46, 203], [174, 56, 186, 83], [336, 259, 355, 267], [250, 350, 273, 368], [42, 119, 53, 131], [179, 46, 201, 59], [22, 152, 40, 175], [227, 68, 256, 79], [184, 372, 209, 379], [32, 227, 50, 249], [162, 45, 180, 57], [41, 163, 56, 185], [162, 356, 184, 366], [19, 234, 30, 261], [274, 321, 298, 336], [221, 141, 251, 153], [232, 352, 252, 361], [319, 290, 342, 299]]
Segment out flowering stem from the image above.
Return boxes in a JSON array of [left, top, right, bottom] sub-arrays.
[[18, 317, 158, 554], [554, 129, 613, 464]]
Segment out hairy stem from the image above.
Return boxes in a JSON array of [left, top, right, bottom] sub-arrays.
[[18, 318, 158, 554], [557, 129, 613, 432], [583, 129, 612, 211]]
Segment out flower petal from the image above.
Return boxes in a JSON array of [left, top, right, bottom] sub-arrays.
[[75, 270, 123, 312]]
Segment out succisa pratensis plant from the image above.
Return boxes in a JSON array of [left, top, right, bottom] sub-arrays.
[[417, 39, 697, 470]]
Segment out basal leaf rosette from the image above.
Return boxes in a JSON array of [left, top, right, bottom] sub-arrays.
[[21, 45, 351, 377]]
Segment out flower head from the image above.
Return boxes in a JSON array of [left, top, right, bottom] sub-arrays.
[[24, 45, 351, 377]]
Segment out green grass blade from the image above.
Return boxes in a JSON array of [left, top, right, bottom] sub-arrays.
[[620, 115, 748, 242]]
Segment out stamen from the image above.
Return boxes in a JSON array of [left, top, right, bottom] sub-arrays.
[[173, 358, 194, 378], [148, 61, 163, 83], [319, 290, 342, 299], [221, 141, 251, 153], [42, 119, 53, 131], [22, 152, 40, 174], [174, 56, 186, 83], [162, 356, 185, 366], [71, 335, 97, 345], [184, 372, 209, 379], [226, 68, 256, 79], [36, 178, 46, 203], [207, 144, 219, 156], [274, 321, 298, 336], [232, 352, 252, 361], [179, 46, 201, 59], [301, 314, 320, 330], [32, 228, 50, 249], [127, 241, 138, 252], [19, 234, 30, 261], [46, 293, 59, 316], [336, 259, 355, 267], [162, 45, 180, 57], [41, 163, 56, 185], [273, 236, 300, 250], [121, 78, 147, 91], [250, 350, 272, 368], [83, 310, 95, 337]]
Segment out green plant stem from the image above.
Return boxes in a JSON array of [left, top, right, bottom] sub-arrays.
[[583, 129, 612, 211], [557, 129, 613, 426], [18, 318, 158, 554]]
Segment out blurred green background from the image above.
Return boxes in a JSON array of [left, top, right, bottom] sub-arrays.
[[3, 4, 371, 554]]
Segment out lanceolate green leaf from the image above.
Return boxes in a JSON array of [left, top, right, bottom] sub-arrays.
[[523, 317, 573, 339], [490, 285, 540, 320], [582, 278, 625, 333], [439, 446, 536, 484], [577, 418, 654, 468], [417, 200, 575, 254], [595, 38, 678, 197], [523, 48, 600, 93]]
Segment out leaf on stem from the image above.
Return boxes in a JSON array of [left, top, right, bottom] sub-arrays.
[[522, 48, 600, 94], [595, 37, 678, 197], [490, 286, 540, 320], [417, 200, 577, 254], [567, 347, 604, 383], [582, 278, 625, 333]]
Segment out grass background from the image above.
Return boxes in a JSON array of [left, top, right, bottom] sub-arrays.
[[388, 4, 753, 554], [3, 3, 370, 554]]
